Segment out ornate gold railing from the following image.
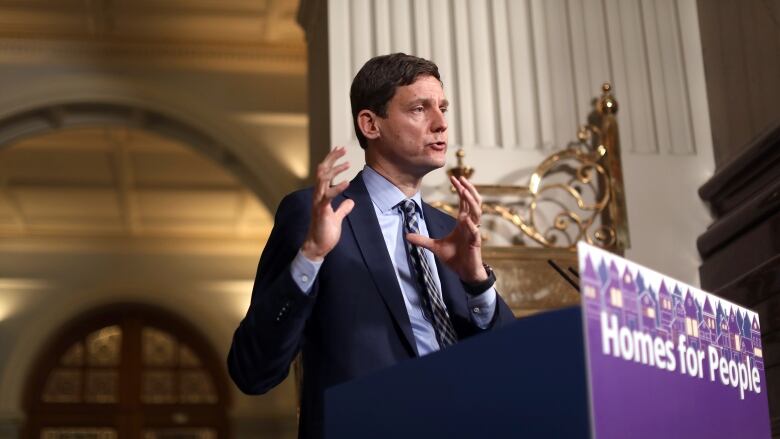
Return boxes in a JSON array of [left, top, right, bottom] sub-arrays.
[[432, 83, 630, 316], [434, 83, 629, 255]]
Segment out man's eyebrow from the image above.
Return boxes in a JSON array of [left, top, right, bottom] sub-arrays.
[[408, 98, 450, 107]]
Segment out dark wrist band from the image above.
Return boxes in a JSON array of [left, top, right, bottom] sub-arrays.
[[463, 263, 496, 295]]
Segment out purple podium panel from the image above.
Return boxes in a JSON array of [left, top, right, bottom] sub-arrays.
[[578, 242, 771, 439]]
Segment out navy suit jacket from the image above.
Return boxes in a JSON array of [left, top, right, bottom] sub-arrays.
[[228, 171, 516, 438]]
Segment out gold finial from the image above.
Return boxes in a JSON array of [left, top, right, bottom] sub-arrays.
[[597, 82, 618, 115], [447, 147, 474, 180], [577, 125, 590, 143]]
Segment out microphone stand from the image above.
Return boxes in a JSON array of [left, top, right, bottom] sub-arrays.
[[547, 259, 581, 293]]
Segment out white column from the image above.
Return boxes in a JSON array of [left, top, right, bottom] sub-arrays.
[[451, 0, 476, 148], [491, 0, 518, 148], [507, 0, 541, 150]]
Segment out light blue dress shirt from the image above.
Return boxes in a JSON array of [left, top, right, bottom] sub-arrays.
[[289, 165, 497, 355]]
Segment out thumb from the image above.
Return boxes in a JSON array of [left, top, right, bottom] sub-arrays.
[[334, 199, 355, 220], [406, 233, 437, 251]]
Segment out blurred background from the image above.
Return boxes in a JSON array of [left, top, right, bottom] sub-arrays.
[[0, 0, 306, 437], [0, 0, 777, 438]]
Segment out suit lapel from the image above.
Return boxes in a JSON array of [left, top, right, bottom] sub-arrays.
[[343, 172, 419, 357]]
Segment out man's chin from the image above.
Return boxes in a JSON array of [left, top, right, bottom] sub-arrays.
[[426, 147, 447, 164], [415, 159, 447, 176]]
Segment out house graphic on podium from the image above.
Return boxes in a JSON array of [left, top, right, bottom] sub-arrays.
[[580, 253, 764, 373]]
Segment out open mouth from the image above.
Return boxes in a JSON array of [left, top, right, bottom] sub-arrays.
[[427, 141, 447, 151]]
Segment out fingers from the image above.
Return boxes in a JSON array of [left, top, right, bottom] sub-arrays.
[[324, 180, 349, 199], [334, 198, 355, 220], [315, 146, 350, 201], [406, 233, 436, 251], [451, 176, 482, 222], [321, 145, 348, 168], [458, 176, 483, 206], [313, 181, 351, 217], [316, 148, 348, 183], [451, 177, 470, 219], [330, 161, 350, 178], [456, 181, 469, 215], [463, 213, 482, 237]]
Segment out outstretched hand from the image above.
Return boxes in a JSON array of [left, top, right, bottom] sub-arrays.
[[406, 176, 488, 284], [301, 146, 355, 261]]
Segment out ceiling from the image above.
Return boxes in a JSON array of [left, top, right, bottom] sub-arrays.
[[0, 127, 273, 240], [0, 0, 307, 73], [0, 0, 306, 246], [0, 0, 304, 44]]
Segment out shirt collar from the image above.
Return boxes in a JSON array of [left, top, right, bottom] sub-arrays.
[[362, 165, 423, 215]]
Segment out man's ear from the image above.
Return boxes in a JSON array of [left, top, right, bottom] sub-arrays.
[[357, 109, 381, 141]]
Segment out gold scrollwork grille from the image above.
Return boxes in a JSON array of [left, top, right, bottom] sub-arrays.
[[437, 83, 629, 254], [430, 84, 630, 317]]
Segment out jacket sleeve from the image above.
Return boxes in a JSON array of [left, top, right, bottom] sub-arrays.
[[227, 190, 318, 394], [462, 286, 516, 336], [492, 292, 517, 326]]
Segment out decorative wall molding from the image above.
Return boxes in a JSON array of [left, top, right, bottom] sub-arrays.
[[0, 0, 302, 43], [0, 99, 301, 214], [326, 0, 705, 157], [0, 0, 306, 74], [0, 38, 306, 74]]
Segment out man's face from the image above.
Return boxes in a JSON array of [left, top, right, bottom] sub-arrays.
[[372, 75, 449, 178]]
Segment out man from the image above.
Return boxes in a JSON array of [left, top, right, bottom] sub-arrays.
[[228, 53, 515, 438]]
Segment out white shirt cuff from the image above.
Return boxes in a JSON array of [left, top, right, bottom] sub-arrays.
[[466, 287, 497, 329], [290, 249, 323, 294]]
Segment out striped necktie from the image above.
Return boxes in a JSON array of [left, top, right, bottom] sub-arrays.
[[398, 199, 458, 348]]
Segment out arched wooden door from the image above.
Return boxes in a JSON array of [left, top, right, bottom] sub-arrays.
[[23, 304, 231, 439]]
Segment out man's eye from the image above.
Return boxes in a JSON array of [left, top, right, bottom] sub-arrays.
[[412, 106, 424, 113], [440, 107, 448, 114]]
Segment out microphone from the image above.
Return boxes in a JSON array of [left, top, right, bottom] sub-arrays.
[[547, 259, 581, 293]]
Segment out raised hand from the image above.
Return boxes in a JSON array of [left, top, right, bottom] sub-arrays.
[[301, 146, 355, 261], [406, 176, 488, 284]]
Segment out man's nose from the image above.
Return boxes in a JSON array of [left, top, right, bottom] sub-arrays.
[[431, 108, 447, 133]]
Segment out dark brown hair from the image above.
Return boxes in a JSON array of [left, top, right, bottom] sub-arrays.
[[350, 53, 441, 149]]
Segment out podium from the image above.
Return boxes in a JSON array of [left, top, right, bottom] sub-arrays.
[[324, 243, 772, 439], [325, 306, 591, 438]]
